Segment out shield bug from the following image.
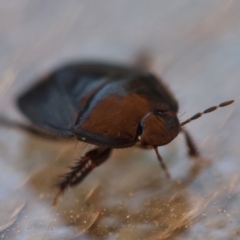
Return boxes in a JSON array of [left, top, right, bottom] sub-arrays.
[[1, 61, 234, 204]]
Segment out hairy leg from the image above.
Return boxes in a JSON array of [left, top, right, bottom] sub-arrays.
[[53, 146, 112, 205]]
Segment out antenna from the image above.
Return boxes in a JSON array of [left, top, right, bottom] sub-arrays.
[[180, 100, 234, 127]]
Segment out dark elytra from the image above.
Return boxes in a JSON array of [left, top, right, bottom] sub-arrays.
[[9, 61, 234, 204]]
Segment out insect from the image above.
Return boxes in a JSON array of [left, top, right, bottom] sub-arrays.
[[1, 61, 234, 204]]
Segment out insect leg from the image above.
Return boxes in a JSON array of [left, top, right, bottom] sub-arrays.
[[53, 146, 112, 205], [0, 116, 71, 140], [180, 128, 199, 157], [153, 146, 171, 179], [134, 52, 153, 70]]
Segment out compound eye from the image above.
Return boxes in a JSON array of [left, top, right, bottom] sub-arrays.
[[153, 103, 169, 115], [157, 109, 168, 114], [155, 107, 169, 115]]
